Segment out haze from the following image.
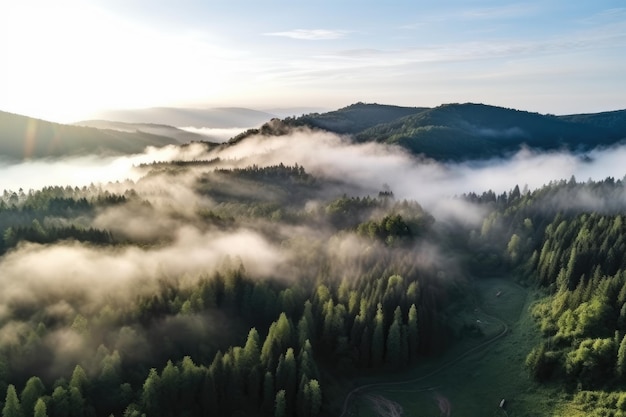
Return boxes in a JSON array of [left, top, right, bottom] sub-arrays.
[[1, 0, 625, 122], [3, 131, 626, 223]]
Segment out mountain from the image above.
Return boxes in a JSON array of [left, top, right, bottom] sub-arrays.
[[286, 102, 428, 134], [92, 107, 276, 128], [279, 102, 626, 160], [0, 111, 177, 161], [74, 120, 209, 143], [559, 109, 626, 135]]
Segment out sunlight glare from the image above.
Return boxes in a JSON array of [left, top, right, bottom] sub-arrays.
[[0, 0, 235, 122]]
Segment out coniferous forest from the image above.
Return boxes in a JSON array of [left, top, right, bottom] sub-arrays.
[[1, 105, 626, 417]]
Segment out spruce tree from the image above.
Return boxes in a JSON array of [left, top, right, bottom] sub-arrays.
[[2, 385, 23, 417]]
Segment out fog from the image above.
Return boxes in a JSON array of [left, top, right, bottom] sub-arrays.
[[0, 143, 209, 191], [179, 126, 256, 142], [2, 128, 626, 220], [201, 129, 626, 222], [0, 227, 284, 311], [1, 125, 626, 380]]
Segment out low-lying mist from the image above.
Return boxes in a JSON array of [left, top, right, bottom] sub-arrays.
[[1, 125, 625, 383], [3, 128, 625, 216]]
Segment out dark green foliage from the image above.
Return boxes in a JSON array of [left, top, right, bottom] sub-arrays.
[[33, 399, 48, 417], [468, 176, 626, 392], [618, 334, 626, 377], [560, 109, 626, 134], [20, 377, 45, 417], [357, 214, 415, 245], [0, 186, 125, 252], [284, 102, 425, 134], [385, 307, 403, 367], [0, 152, 490, 417], [325, 195, 380, 229], [2, 385, 23, 417], [407, 304, 419, 362], [233, 103, 626, 161], [274, 389, 286, 417], [371, 304, 385, 368]]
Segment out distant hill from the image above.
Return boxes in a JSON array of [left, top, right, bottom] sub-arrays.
[[276, 102, 626, 160], [92, 107, 276, 128], [286, 102, 428, 134], [0, 111, 177, 161], [74, 120, 209, 143], [559, 109, 626, 135]]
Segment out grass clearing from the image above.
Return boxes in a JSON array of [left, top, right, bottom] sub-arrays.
[[340, 277, 574, 417]]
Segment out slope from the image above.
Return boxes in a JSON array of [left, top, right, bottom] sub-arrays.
[[358, 103, 625, 160], [285, 102, 626, 161], [0, 110, 177, 161], [74, 120, 209, 144], [559, 109, 626, 134], [93, 107, 276, 128], [286, 102, 428, 134]]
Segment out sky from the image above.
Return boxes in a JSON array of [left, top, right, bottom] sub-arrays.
[[1, 0, 625, 123]]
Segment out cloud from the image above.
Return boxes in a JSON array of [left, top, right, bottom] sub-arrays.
[[197, 127, 626, 224], [2, 125, 626, 227], [0, 227, 285, 312], [264, 29, 348, 40], [2, 123, 626, 380], [178, 126, 251, 142], [0, 142, 210, 191]]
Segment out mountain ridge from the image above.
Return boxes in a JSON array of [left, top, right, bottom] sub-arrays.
[[266, 102, 626, 160], [0, 110, 177, 161], [91, 106, 277, 128], [4, 102, 626, 162], [73, 120, 211, 144]]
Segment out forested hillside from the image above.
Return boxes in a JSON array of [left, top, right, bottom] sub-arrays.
[[0, 160, 456, 417], [466, 177, 626, 415], [0, 111, 176, 160], [235, 102, 626, 161], [2, 103, 626, 417]]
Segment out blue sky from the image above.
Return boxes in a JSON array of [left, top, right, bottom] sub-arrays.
[[1, 0, 625, 122]]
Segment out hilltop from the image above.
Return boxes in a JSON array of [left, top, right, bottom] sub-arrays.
[[237, 102, 626, 161]]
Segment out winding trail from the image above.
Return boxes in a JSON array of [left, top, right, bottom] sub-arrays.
[[339, 302, 510, 417]]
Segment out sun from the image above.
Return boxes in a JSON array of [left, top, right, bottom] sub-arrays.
[[0, 0, 210, 122], [0, 1, 112, 121]]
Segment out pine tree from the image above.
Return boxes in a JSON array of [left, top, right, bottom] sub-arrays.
[[50, 386, 69, 417], [69, 365, 88, 393], [359, 325, 371, 367], [308, 380, 322, 417], [261, 372, 275, 415], [371, 303, 385, 367], [20, 377, 45, 417], [274, 390, 286, 417], [617, 334, 626, 377], [408, 303, 419, 362], [33, 399, 47, 417], [68, 387, 85, 417], [161, 359, 181, 414], [386, 306, 402, 367], [141, 368, 162, 417], [2, 385, 23, 417], [243, 328, 261, 372], [283, 348, 297, 415]]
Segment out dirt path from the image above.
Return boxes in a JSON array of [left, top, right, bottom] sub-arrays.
[[339, 291, 511, 417]]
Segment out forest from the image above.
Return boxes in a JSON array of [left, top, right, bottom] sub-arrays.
[[1, 107, 626, 416]]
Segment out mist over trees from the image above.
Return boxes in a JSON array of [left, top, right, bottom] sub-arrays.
[[0, 158, 450, 417], [1, 103, 626, 416]]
